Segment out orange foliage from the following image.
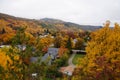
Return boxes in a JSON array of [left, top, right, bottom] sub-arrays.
[[58, 47, 68, 57], [0, 33, 15, 43]]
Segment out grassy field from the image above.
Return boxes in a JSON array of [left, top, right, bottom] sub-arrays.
[[72, 54, 85, 65]]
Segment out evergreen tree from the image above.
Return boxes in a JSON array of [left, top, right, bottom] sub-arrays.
[[75, 38, 84, 50], [66, 37, 72, 51]]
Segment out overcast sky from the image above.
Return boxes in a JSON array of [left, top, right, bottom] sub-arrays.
[[0, 0, 120, 26]]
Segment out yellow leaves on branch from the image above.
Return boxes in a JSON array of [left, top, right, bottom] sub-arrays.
[[0, 49, 12, 70], [0, 33, 15, 43], [0, 48, 22, 79], [77, 22, 120, 80], [0, 48, 20, 70], [40, 35, 53, 47], [25, 32, 36, 45]]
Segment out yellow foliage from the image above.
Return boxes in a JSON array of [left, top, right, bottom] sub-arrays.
[[40, 35, 53, 47], [0, 48, 22, 79], [0, 33, 15, 43], [77, 22, 120, 80], [0, 50, 12, 69]]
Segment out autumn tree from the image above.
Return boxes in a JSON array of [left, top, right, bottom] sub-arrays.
[[0, 33, 15, 44], [75, 38, 84, 50], [10, 27, 32, 79], [75, 21, 120, 80], [58, 47, 68, 57], [60, 35, 68, 48], [55, 47, 69, 67], [54, 34, 63, 48], [35, 34, 53, 55], [0, 47, 23, 79], [0, 19, 16, 44], [40, 35, 53, 47]]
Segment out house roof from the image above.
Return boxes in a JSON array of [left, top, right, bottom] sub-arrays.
[[41, 48, 59, 64], [30, 48, 59, 65], [0, 45, 10, 48], [47, 48, 59, 56], [59, 66, 75, 76]]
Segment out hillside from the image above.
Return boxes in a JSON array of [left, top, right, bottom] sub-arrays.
[[0, 13, 102, 34], [39, 18, 102, 31], [0, 13, 45, 36]]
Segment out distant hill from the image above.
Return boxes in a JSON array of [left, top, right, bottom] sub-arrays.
[[39, 18, 102, 31], [0, 13, 102, 33], [63, 22, 102, 31], [0, 13, 44, 36], [40, 18, 64, 24]]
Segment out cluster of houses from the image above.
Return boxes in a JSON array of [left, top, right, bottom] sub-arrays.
[[0, 41, 86, 76], [0, 45, 26, 51], [30, 47, 76, 76]]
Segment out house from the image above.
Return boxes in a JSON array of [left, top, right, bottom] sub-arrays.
[[73, 39, 77, 44], [39, 35, 48, 38], [30, 48, 59, 65], [0, 45, 26, 51], [47, 48, 59, 59], [59, 66, 75, 76], [41, 48, 59, 65], [17, 45, 26, 51], [0, 45, 10, 48]]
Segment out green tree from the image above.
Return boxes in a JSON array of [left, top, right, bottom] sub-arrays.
[[66, 37, 73, 51]]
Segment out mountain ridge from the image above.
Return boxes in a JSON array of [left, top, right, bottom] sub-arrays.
[[0, 13, 102, 31], [39, 18, 102, 31]]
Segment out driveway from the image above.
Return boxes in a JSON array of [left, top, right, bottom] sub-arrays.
[[68, 52, 76, 68]]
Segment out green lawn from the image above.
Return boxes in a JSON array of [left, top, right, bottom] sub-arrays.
[[72, 54, 85, 65]]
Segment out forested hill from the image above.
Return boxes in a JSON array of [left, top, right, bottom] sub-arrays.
[[0, 13, 102, 34], [39, 18, 102, 31]]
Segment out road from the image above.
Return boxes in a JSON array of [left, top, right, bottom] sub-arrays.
[[68, 51, 76, 68]]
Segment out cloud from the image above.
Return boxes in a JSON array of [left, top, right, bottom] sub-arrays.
[[0, 0, 120, 26]]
